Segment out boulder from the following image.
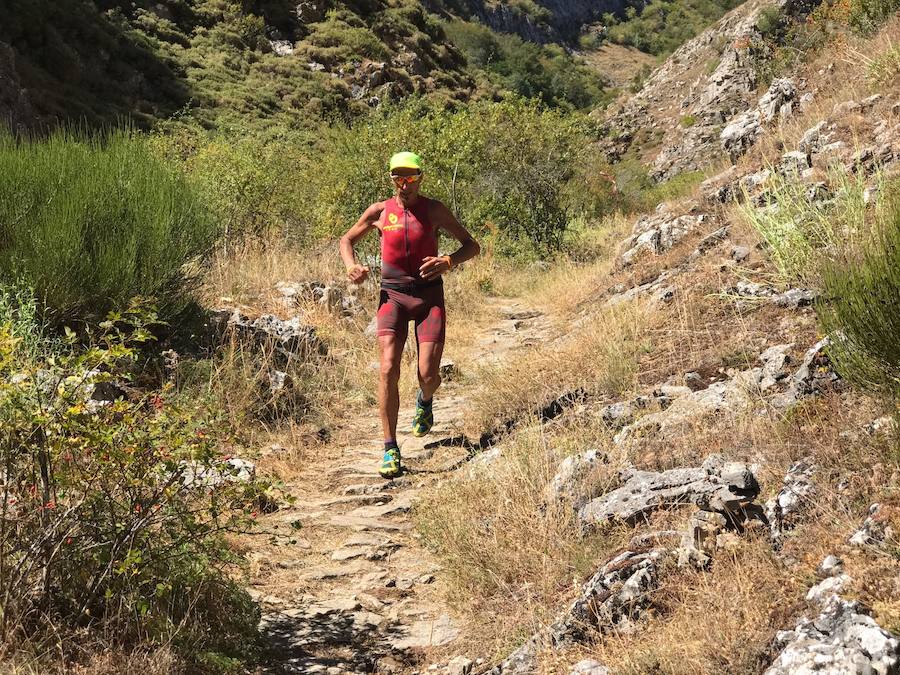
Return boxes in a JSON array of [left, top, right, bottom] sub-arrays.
[[765, 595, 900, 674], [721, 110, 762, 159], [758, 78, 797, 123], [569, 660, 609, 675], [213, 309, 327, 362], [578, 455, 760, 528], [490, 547, 668, 674], [849, 503, 892, 548], [620, 211, 706, 265], [546, 449, 606, 509]]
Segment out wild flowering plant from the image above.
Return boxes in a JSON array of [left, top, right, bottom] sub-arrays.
[[0, 299, 265, 662]]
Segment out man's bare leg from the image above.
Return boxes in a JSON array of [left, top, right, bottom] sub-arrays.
[[417, 340, 444, 402], [378, 334, 404, 443]]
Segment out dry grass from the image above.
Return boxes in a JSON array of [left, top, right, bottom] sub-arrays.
[[415, 421, 631, 660], [0, 645, 180, 675], [583, 541, 799, 675], [463, 299, 653, 438]]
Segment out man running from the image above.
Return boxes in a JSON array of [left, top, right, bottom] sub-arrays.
[[340, 152, 480, 479]]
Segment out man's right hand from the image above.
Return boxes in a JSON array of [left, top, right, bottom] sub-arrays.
[[347, 264, 370, 284]]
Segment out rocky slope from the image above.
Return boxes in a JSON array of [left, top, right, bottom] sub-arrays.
[[598, 0, 826, 181]]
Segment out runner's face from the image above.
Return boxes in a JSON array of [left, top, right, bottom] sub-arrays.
[[391, 168, 422, 199]]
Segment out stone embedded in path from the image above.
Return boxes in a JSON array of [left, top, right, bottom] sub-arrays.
[[389, 613, 460, 650], [299, 560, 371, 581], [329, 513, 409, 532], [578, 455, 760, 528]]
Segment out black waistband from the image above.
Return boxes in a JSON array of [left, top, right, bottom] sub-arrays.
[[380, 278, 443, 292]]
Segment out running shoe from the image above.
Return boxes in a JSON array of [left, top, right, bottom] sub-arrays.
[[411, 390, 434, 437], [379, 446, 402, 479]]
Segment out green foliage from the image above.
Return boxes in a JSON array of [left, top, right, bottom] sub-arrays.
[[443, 19, 609, 110], [150, 125, 308, 244], [294, 98, 604, 257], [742, 167, 900, 400], [848, 0, 900, 35], [739, 168, 876, 287], [303, 10, 390, 65], [755, 6, 784, 37], [680, 115, 698, 128], [819, 186, 900, 400], [0, 129, 217, 322], [0, 0, 189, 126], [603, 0, 743, 56], [0, 299, 262, 666]]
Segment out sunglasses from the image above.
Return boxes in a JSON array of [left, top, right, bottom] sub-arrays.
[[390, 173, 421, 187]]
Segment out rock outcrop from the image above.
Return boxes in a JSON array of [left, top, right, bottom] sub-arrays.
[[490, 546, 667, 674], [578, 455, 760, 528], [599, 0, 824, 182], [213, 309, 327, 362], [767, 577, 900, 674]]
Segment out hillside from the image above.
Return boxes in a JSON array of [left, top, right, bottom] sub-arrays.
[[0, 0, 620, 134], [0, 0, 899, 673]]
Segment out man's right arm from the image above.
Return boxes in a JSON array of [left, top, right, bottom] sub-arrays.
[[340, 202, 383, 284]]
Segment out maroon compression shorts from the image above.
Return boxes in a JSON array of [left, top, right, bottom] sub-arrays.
[[377, 284, 446, 344]]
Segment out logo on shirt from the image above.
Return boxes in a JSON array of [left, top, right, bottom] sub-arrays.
[[383, 211, 402, 232]]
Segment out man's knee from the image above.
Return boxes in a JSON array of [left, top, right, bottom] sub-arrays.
[[380, 358, 401, 382], [419, 368, 441, 390]]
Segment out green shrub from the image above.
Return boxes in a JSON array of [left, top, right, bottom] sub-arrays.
[[819, 188, 900, 400], [604, 0, 742, 57], [0, 129, 217, 322], [755, 5, 783, 37], [292, 98, 605, 257], [443, 19, 608, 110], [848, 0, 900, 35], [0, 301, 263, 667]]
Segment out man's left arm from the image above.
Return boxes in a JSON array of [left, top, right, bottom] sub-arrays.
[[419, 201, 481, 281]]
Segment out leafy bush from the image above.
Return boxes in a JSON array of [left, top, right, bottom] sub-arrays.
[[819, 188, 900, 400], [0, 129, 217, 322], [848, 0, 900, 35], [292, 98, 605, 258], [0, 299, 263, 667], [603, 0, 743, 57], [443, 19, 608, 110]]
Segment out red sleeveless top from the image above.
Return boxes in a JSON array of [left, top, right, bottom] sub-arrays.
[[378, 196, 439, 288]]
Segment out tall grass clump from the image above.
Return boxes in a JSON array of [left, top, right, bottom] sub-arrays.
[[739, 167, 876, 286], [0, 129, 217, 322], [819, 190, 900, 400]]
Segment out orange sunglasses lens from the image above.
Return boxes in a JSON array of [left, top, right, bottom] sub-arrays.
[[391, 174, 421, 186]]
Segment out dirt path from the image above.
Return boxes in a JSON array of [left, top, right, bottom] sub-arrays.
[[250, 299, 551, 674]]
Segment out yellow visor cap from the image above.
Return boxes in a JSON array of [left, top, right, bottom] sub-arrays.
[[389, 151, 423, 172]]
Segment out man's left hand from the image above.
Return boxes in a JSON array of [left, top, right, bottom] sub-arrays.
[[419, 256, 450, 281]]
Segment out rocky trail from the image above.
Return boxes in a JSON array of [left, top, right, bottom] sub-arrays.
[[249, 299, 551, 675]]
